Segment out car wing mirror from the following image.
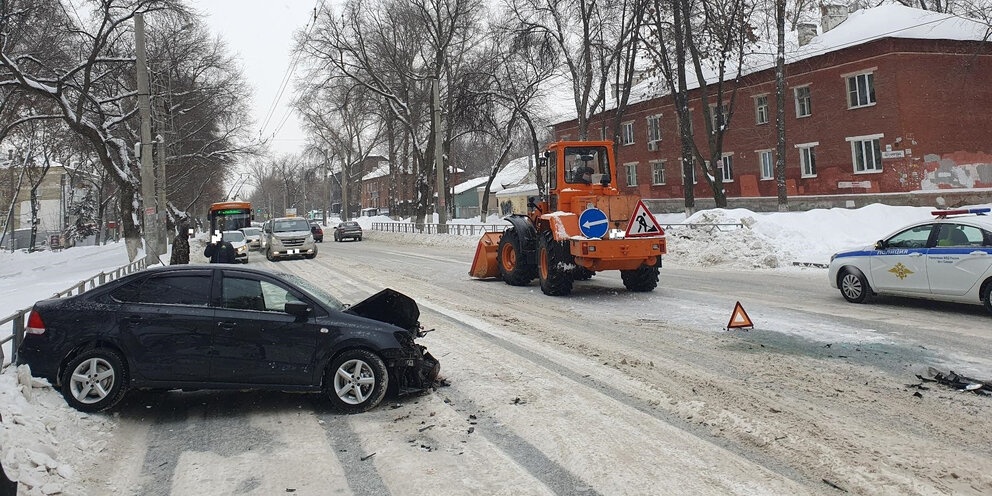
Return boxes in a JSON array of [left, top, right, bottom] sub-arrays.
[[284, 301, 312, 317], [874, 240, 886, 250]]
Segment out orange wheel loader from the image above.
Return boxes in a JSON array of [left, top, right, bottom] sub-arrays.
[[470, 141, 667, 296]]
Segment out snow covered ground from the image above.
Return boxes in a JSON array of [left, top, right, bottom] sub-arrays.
[[353, 203, 991, 268]]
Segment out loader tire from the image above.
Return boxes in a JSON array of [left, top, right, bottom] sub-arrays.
[[573, 267, 595, 281], [538, 232, 573, 296], [497, 227, 536, 286], [621, 259, 660, 292]]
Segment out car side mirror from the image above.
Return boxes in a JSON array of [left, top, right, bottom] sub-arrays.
[[285, 301, 311, 317], [874, 240, 886, 250]]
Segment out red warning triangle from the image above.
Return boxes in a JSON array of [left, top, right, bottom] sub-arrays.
[[727, 301, 754, 329], [625, 200, 665, 238]]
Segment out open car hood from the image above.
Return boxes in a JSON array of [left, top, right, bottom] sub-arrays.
[[345, 288, 420, 331]]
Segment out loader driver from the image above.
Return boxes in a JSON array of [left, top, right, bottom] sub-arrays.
[[571, 154, 596, 184]]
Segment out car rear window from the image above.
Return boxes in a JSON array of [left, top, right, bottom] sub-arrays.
[[113, 275, 211, 306]]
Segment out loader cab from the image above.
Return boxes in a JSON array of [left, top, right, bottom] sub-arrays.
[[543, 141, 620, 215]]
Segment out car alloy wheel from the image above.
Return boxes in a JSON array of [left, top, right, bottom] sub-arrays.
[[334, 359, 376, 405], [60, 348, 128, 412], [68, 358, 115, 404]]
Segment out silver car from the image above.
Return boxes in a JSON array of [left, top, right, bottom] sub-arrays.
[[264, 217, 318, 261], [240, 226, 263, 250]]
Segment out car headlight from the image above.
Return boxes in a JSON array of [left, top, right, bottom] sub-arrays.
[[238, 246, 247, 253]]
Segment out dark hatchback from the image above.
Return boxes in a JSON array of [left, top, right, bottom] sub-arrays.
[[334, 221, 363, 242], [17, 265, 439, 413], [310, 222, 324, 242]]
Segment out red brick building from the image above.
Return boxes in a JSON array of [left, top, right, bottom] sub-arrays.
[[553, 5, 992, 208]]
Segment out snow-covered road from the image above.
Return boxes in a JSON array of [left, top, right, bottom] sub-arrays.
[[5, 234, 991, 495], [59, 236, 990, 496]]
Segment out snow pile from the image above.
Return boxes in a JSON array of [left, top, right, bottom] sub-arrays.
[[365, 230, 480, 248], [666, 210, 788, 269], [0, 365, 115, 495]]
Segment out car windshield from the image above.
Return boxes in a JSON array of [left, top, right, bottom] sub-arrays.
[[242, 228, 261, 236], [342, 222, 359, 227], [222, 231, 245, 242], [563, 146, 611, 185], [282, 274, 344, 311], [274, 219, 310, 233]]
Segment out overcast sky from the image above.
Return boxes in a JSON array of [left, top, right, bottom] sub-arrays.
[[199, 0, 329, 157]]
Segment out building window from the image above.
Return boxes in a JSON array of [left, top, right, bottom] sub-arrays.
[[721, 154, 734, 182], [709, 104, 727, 132], [625, 162, 638, 186], [754, 95, 769, 125], [646, 115, 662, 150], [758, 150, 774, 180], [599, 126, 607, 140], [849, 135, 883, 173], [847, 72, 876, 108], [799, 145, 817, 177], [621, 122, 634, 145], [651, 160, 666, 185], [794, 86, 811, 118]]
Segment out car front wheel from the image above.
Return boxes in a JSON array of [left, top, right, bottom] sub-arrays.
[[839, 269, 872, 304], [60, 348, 128, 412], [326, 349, 388, 413]]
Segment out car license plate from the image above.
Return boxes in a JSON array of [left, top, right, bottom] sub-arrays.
[[290, 249, 299, 254]]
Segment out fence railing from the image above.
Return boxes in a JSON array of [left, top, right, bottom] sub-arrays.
[[370, 222, 510, 236], [0, 257, 148, 367], [370, 221, 744, 236]]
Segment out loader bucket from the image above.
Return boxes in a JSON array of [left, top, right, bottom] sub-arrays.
[[470, 231, 504, 279]]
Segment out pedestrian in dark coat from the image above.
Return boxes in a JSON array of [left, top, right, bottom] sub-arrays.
[[204, 233, 237, 263], [170, 219, 191, 265]]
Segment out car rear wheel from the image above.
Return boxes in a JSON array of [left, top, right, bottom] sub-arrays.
[[839, 269, 872, 303], [60, 348, 128, 412], [982, 280, 992, 315], [497, 228, 537, 286], [621, 261, 660, 292], [537, 232, 573, 296], [326, 350, 388, 413]]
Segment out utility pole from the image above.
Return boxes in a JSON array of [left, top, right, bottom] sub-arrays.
[[135, 12, 159, 264], [156, 135, 167, 248], [432, 79, 446, 232]]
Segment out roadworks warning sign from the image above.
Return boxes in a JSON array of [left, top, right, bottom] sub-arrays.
[[727, 301, 754, 329], [625, 200, 664, 238]]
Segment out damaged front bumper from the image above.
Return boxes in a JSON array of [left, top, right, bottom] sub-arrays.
[[385, 343, 440, 396]]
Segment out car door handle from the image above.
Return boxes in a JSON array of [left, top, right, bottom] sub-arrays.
[[908, 252, 923, 257], [217, 321, 237, 330], [127, 315, 143, 324]]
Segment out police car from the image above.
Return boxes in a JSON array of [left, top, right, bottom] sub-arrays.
[[828, 208, 992, 314]]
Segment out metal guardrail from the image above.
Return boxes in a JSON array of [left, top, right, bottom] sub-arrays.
[[0, 257, 147, 367], [370, 222, 510, 236], [371, 221, 743, 235]]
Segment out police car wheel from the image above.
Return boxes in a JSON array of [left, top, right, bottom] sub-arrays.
[[982, 280, 992, 315], [839, 269, 871, 304]]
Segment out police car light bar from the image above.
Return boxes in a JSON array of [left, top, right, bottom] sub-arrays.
[[931, 207, 991, 217]]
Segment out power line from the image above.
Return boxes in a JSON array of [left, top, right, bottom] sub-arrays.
[[259, 0, 326, 140]]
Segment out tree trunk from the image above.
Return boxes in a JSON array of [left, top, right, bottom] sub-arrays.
[[775, 0, 789, 211]]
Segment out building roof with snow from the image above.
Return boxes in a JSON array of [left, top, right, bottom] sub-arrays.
[[454, 176, 489, 195], [361, 162, 389, 181], [477, 155, 535, 194]]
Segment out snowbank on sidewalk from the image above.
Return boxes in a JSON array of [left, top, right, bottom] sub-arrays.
[[0, 365, 115, 495]]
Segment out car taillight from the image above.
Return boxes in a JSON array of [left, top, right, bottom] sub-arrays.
[[25, 310, 46, 335]]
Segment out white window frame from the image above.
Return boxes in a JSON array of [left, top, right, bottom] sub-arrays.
[[754, 94, 769, 125], [794, 85, 811, 118], [621, 121, 635, 145], [795, 142, 818, 178], [845, 70, 876, 109], [624, 162, 638, 186], [651, 160, 666, 185], [757, 150, 774, 180], [847, 133, 884, 174], [646, 114, 662, 147], [720, 153, 734, 183], [709, 103, 728, 133]]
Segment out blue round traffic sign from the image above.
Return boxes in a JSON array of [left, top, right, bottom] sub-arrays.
[[578, 208, 609, 239]]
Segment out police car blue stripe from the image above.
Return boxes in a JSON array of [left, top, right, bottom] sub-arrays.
[[833, 247, 992, 259]]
